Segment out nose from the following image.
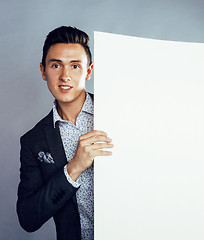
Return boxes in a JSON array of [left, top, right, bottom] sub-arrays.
[[60, 67, 71, 82]]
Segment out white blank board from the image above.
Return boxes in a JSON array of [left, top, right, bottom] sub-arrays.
[[94, 31, 204, 240]]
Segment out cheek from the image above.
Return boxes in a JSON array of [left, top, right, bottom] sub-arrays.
[[72, 71, 86, 81], [46, 81, 54, 93], [46, 75, 58, 90], [46, 71, 59, 82], [74, 74, 86, 88]]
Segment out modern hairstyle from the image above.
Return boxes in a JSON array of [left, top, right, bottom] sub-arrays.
[[41, 26, 92, 68]]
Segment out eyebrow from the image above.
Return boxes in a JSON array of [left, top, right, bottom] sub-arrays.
[[70, 60, 82, 63], [48, 59, 82, 64]]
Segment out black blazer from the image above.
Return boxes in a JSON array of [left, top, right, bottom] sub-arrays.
[[17, 93, 94, 240]]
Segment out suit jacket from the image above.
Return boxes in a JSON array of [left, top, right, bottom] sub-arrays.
[[17, 94, 93, 240]]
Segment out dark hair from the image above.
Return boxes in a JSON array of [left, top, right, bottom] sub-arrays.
[[42, 26, 92, 68]]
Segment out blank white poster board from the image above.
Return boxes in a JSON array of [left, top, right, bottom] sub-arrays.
[[94, 31, 204, 240]]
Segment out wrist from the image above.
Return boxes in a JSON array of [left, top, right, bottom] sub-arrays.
[[67, 158, 83, 181]]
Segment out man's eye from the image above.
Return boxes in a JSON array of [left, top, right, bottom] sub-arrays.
[[52, 64, 60, 68], [72, 65, 79, 69]]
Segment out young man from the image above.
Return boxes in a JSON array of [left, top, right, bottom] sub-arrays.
[[17, 26, 113, 240]]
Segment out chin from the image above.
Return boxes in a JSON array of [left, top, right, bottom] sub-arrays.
[[54, 90, 85, 104], [57, 98, 74, 104]]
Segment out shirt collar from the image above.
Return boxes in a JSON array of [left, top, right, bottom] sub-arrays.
[[53, 92, 94, 128]]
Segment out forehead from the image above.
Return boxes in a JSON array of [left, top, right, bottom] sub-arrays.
[[46, 43, 88, 63]]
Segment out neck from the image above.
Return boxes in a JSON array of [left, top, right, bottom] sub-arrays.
[[57, 91, 86, 125]]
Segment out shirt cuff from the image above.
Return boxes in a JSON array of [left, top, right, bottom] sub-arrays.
[[64, 165, 80, 188]]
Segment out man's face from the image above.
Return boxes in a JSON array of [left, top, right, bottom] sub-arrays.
[[40, 43, 93, 106]]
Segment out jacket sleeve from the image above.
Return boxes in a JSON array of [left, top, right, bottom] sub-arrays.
[[17, 136, 79, 232]]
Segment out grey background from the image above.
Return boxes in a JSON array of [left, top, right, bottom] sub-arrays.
[[1, 0, 204, 239]]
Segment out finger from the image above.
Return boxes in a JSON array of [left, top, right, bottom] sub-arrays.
[[79, 130, 108, 140], [80, 135, 112, 147], [91, 143, 114, 150], [94, 150, 113, 157], [88, 136, 112, 145]]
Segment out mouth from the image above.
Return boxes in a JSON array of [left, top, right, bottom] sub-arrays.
[[59, 85, 73, 89], [60, 86, 71, 90], [58, 85, 73, 92]]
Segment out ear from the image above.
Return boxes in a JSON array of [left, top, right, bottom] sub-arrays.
[[85, 63, 94, 81], [40, 63, 47, 81]]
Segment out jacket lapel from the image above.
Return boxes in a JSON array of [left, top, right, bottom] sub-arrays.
[[43, 110, 79, 207], [43, 111, 67, 170]]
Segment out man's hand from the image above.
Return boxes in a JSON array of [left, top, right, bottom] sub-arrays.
[[67, 130, 113, 181]]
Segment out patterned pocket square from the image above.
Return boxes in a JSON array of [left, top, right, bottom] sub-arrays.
[[38, 151, 54, 164]]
